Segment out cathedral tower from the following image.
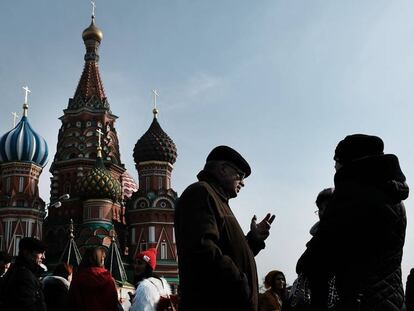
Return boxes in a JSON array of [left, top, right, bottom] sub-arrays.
[[45, 13, 127, 257], [0, 88, 48, 255], [128, 101, 178, 288]]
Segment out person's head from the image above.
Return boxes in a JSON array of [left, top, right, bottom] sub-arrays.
[[80, 246, 106, 268], [53, 262, 73, 282], [264, 270, 286, 293], [0, 251, 12, 275], [334, 134, 384, 170], [18, 237, 47, 266], [315, 187, 334, 218], [204, 145, 251, 198], [134, 248, 157, 278]]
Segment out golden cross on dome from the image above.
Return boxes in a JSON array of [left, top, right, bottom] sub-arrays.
[[22, 86, 31, 117], [91, 0, 96, 18], [22, 86, 31, 104], [152, 89, 159, 118], [12, 112, 19, 127], [96, 128, 104, 158], [96, 128, 104, 148]]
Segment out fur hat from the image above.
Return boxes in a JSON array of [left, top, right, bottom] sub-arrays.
[[206, 145, 251, 177], [334, 134, 384, 165], [136, 248, 157, 271], [19, 237, 47, 253]]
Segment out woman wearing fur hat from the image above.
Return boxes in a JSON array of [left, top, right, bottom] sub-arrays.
[[68, 246, 120, 311], [129, 248, 172, 311], [258, 270, 287, 311]]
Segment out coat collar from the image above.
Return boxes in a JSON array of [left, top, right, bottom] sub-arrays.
[[197, 170, 230, 202]]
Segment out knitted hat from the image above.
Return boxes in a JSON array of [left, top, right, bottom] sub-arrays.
[[206, 145, 251, 177], [334, 134, 384, 165], [136, 248, 157, 271]]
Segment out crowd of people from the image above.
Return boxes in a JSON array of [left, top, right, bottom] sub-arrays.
[[0, 134, 413, 311]]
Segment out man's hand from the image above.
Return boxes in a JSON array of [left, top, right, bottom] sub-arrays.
[[250, 213, 276, 241]]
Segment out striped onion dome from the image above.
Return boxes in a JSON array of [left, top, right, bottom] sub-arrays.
[[120, 171, 138, 200], [78, 152, 122, 202], [0, 114, 48, 167]]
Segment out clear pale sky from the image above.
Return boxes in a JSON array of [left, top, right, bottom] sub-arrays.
[[1, 0, 413, 286]]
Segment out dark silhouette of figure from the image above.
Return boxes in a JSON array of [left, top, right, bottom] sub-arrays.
[[0, 237, 47, 311], [407, 268, 414, 311], [42, 262, 73, 311], [309, 187, 334, 236], [297, 134, 408, 311], [175, 145, 275, 311]]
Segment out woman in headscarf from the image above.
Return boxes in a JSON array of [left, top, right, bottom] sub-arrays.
[[68, 246, 120, 311]]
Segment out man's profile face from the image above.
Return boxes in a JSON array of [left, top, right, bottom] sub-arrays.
[[219, 162, 245, 198], [23, 249, 45, 266]]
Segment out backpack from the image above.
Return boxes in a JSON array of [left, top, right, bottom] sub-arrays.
[[156, 294, 178, 311]]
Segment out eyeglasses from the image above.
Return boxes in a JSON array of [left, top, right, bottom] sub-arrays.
[[224, 162, 245, 181]]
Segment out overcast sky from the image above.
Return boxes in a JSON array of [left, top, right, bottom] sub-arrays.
[[1, 0, 413, 286]]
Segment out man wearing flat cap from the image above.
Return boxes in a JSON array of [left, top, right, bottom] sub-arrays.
[[0, 237, 47, 311], [175, 145, 275, 311], [297, 134, 408, 311]]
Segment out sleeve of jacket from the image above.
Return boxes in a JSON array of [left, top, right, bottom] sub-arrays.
[[246, 231, 266, 256], [175, 184, 248, 294]]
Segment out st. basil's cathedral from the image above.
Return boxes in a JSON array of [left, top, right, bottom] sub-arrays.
[[0, 12, 179, 289]]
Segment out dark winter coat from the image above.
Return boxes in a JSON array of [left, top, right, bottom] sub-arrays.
[[407, 268, 414, 311], [0, 256, 47, 311], [175, 170, 266, 311], [42, 275, 70, 311], [297, 154, 408, 311]]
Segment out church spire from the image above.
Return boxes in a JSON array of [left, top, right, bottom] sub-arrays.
[[70, 1, 107, 109]]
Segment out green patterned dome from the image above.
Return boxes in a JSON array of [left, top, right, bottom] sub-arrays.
[[78, 156, 122, 202]]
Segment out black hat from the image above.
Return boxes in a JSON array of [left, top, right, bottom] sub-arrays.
[[206, 145, 251, 177], [19, 237, 47, 253], [334, 134, 384, 165]]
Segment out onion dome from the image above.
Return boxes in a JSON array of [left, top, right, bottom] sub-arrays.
[[0, 105, 48, 167], [82, 16, 103, 42], [78, 148, 121, 202], [120, 171, 138, 200], [133, 111, 177, 165]]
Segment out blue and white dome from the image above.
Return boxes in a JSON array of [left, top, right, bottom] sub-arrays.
[[0, 114, 48, 167]]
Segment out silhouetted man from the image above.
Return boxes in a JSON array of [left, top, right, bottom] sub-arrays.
[[1, 237, 47, 311], [175, 145, 275, 311]]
